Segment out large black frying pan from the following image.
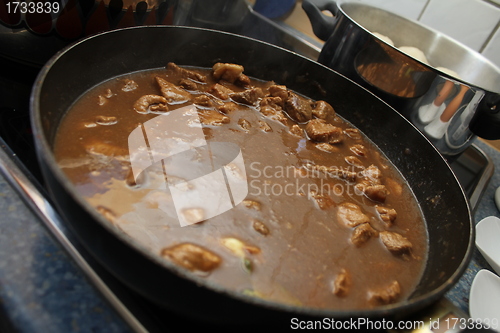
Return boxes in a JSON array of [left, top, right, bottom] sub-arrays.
[[31, 26, 472, 328]]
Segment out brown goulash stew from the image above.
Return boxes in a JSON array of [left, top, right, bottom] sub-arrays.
[[53, 62, 428, 310]]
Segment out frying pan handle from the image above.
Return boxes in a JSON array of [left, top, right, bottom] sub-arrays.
[[469, 92, 500, 140], [302, 0, 339, 41]]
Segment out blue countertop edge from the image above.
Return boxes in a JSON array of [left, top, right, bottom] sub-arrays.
[[445, 140, 500, 314], [0, 140, 499, 332], [0, 164, 132, 332]]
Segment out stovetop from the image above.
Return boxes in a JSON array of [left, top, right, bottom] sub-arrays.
[[0, 2, 499, 332]]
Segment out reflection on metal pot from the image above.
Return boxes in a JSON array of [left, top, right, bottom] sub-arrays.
[[303, 0, 500, 158]]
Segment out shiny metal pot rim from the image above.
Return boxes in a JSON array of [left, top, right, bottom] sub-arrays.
[[333, 0, 500, 95]]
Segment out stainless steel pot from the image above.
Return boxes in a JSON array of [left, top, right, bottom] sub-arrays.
[[303, 0, 500, 158]]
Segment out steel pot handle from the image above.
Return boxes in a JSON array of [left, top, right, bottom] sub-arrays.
[[302, 0, 339, 41], [469, 93, 500, 140]]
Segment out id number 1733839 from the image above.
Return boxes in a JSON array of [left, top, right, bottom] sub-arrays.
[[5, 1, 60, 14]]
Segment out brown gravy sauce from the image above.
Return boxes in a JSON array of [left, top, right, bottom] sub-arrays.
[[53, 64, 428, 310]]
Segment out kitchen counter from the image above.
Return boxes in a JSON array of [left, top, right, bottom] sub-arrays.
[[0, 139, 499, 332], [0, 157, 131, 332], [446, 140, 500, 311]]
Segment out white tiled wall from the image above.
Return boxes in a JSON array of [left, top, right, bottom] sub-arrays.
[[348, 0, 500, 68], [419, 0, 500, 52], [483, 26, 500, 63], [346, 0, 428, 20]]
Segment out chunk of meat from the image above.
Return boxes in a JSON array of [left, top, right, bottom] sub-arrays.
[[260, 96, 283, 109], [339, 168, 358, 182], [364, 184, 389, 202], [235, 74, 251, 87], [305, 119, 342, 143], [178, 79, 198, 91], [253, 220, 270, 236], [198, 109, 230, 126], [260, 100, 288, 125], [305, 164, 356, 182], [268, 85, 288, 104], [121, 79, 138, 92], [155, 76, 191, 104], [315, 143, 339, 153], [133, 94, 168, 114], [230, 87, 264, 106], [238, 118, 251, 132], [355, 182, 388, 202], [220, 237, 261, 257], [312, 100, 335, 122], [332, 167, 357, 182], [217, 102, 239, 114], [289, 124, 303, 137], [376, 206, 397, 227], [345, 155, 364, 168], [95, 115, 117, 125], [98, 95, 107, 106], [208, 83, 233, 100], [380, 231, 412, 255], [193, 94, 214, 108], [344, 128, 362, 140], [242, 199, 261, 210], [260, 97, 288, 125], [332, 269, 351, 297], [161, 243, 221, 272], [284, 92, 313, 123], [351, 223, 378, 247], [167, 62, 206, 82], [310, 191, 335, 210], [350, 144, 367, 157], [337, 202, 370, 227], [361, 165, 382, 185], [369, 280, 401, 305], [212, 63, 244, 84], [258, 120, 272, 132], [103, 88, 113, 98]]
